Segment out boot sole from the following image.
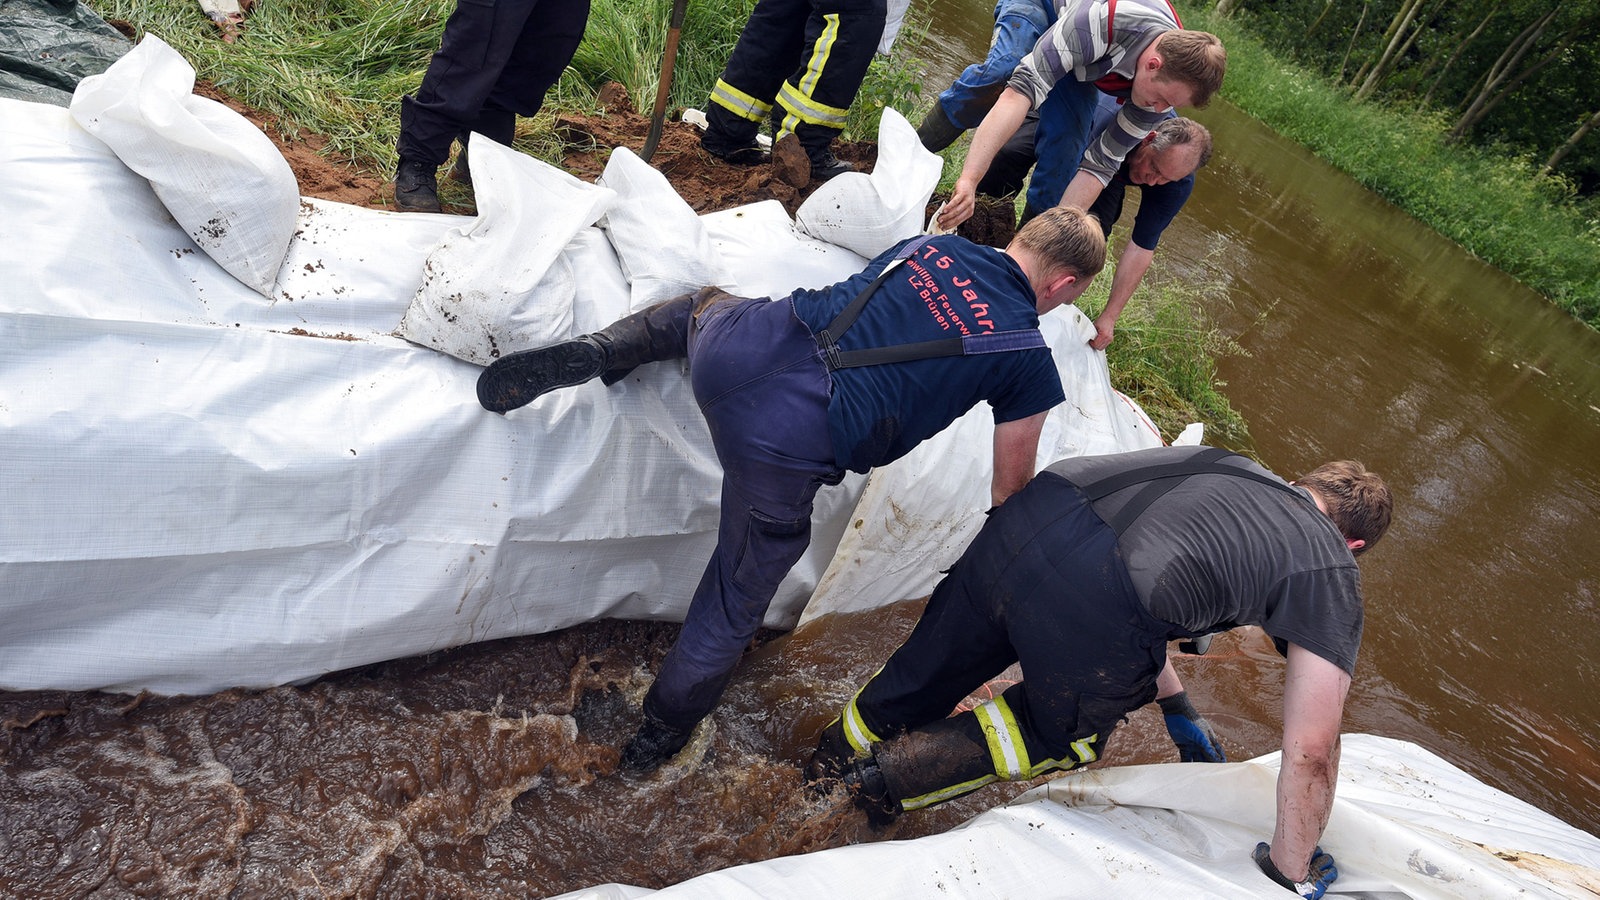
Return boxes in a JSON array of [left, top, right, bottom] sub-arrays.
[[476, 340, 605, 413]]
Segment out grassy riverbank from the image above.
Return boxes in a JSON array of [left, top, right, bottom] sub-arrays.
[[1180, 4, 1600, 330], [88, 0, 1248, 447]]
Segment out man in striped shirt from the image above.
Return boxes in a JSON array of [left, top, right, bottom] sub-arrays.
[[936, 0, 1224, 231]]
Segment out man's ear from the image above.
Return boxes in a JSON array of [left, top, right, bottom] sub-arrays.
[[1346, 538, 1366, 553], [1046, 272, 1077, 304]]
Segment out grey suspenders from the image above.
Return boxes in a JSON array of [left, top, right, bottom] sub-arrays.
[[813, 237, 1049, 371], [1077, 447, 1304, 534], [1075, 447, 1310, 655]]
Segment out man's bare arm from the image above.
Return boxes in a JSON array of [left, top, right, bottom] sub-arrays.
[[990, 411, 1046, 507], [1091, 243, 1155, 349], [1271, 643, 1350, 880], [939, 89, 1033, 230]]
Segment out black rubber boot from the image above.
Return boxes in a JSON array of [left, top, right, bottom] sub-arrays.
[[394, 158, 442, 213], [476, 336, 609, 414], [619, 710, 695, 774], [475, 296, 693, 413], [590, 293, 693, 386], [804, 718, 859, 788], [916, 103, 964, 153], [701, 133, 769, 166], [841, 756, 902, 829]]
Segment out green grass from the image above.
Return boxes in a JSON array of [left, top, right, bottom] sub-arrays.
[[1185, 4, 1600, 329], [1080, 265, 1251, 448]]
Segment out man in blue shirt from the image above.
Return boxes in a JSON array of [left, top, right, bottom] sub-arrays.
[[979, 93, 1212, 348], [476, 208, 1107, 772]]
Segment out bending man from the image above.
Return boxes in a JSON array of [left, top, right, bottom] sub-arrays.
[[808, 445, 1392, 899], [476, 209, 1107, 772], [981, 94, 1213, 349], [937, 0, 1223, 230]]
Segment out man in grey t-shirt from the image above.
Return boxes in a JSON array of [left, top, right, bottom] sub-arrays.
[[806, 445, 1392, 899]]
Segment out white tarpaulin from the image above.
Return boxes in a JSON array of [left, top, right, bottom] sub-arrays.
[[0, 48, 1163, 694], [551, 735, 1600, 899]]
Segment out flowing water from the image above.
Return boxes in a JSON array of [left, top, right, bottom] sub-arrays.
[[5, 7, 1600, 896]]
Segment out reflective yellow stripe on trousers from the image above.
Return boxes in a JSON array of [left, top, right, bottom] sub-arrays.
[[709, 78, 773, 123], [775, 14, 851, 139]]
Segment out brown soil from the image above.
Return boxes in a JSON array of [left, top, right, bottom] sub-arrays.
[[199, 80, 1019, 246]]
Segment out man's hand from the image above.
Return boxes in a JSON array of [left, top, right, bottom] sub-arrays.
[[1089, 314, 1115, 350], [1254, 842, 1338, 898], [938, 178, 978, 231], [1157, 690, 1226, 762]]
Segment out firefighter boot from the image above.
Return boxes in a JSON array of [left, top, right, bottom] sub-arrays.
[[475, 295, 693, 413], [840, 755, 902, 829], [804, 718, 861, 789]]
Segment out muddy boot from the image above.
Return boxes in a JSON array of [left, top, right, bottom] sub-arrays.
[[916, 104, 964, 153], [476, 295, 694, 413], [840, 755, 902, 829], [808, 147, 854, 182], [394, 158, 442, 213], [804, 718, 861, 789], [590, 293, 693, 386], [476, 336, 610, 413], [619, 710, 695, 774]]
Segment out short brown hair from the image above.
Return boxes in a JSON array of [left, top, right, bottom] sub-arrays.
[[1008, 206, 1107, 281], [1298, 460, 1393, 555], [1155, 30, 1226, 107]]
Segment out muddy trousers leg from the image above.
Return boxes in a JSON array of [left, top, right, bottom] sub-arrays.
[[640, 297, 841, 736], [840, 475, 1169, 810]]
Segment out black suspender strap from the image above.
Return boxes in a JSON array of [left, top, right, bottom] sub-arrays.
[[814, 236, 1047, 372], [1077, 448, 1307, 534]]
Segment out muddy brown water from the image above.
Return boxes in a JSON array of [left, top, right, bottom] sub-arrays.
[[6, 9, 1600, 897]]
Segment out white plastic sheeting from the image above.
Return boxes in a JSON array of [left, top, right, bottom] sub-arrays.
[[552, 735, 1600, 899], [0, 66, 1162, 694]]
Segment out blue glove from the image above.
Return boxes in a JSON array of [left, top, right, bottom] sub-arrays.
[[1157, 690, 1227, 762], [1254, 842, 1338, 898]]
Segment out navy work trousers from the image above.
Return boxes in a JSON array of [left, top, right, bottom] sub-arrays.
[[397, 0, 592, 167], [643, 296, 842, 731], [705, 0, 886, 158], [848, 472, 1171, 809]]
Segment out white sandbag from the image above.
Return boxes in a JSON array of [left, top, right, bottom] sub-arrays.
[[794, 107, 943, 259], [396, 134, 618, 366], [68, 34, 298, 297], [700, 200, 870, 298], [0, 95, 1163, 695], [551, 735, 1600, 898], [597, 146, 736, 311]]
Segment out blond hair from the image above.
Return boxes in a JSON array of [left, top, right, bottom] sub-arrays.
[[1008, 206, 1107, 281]]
